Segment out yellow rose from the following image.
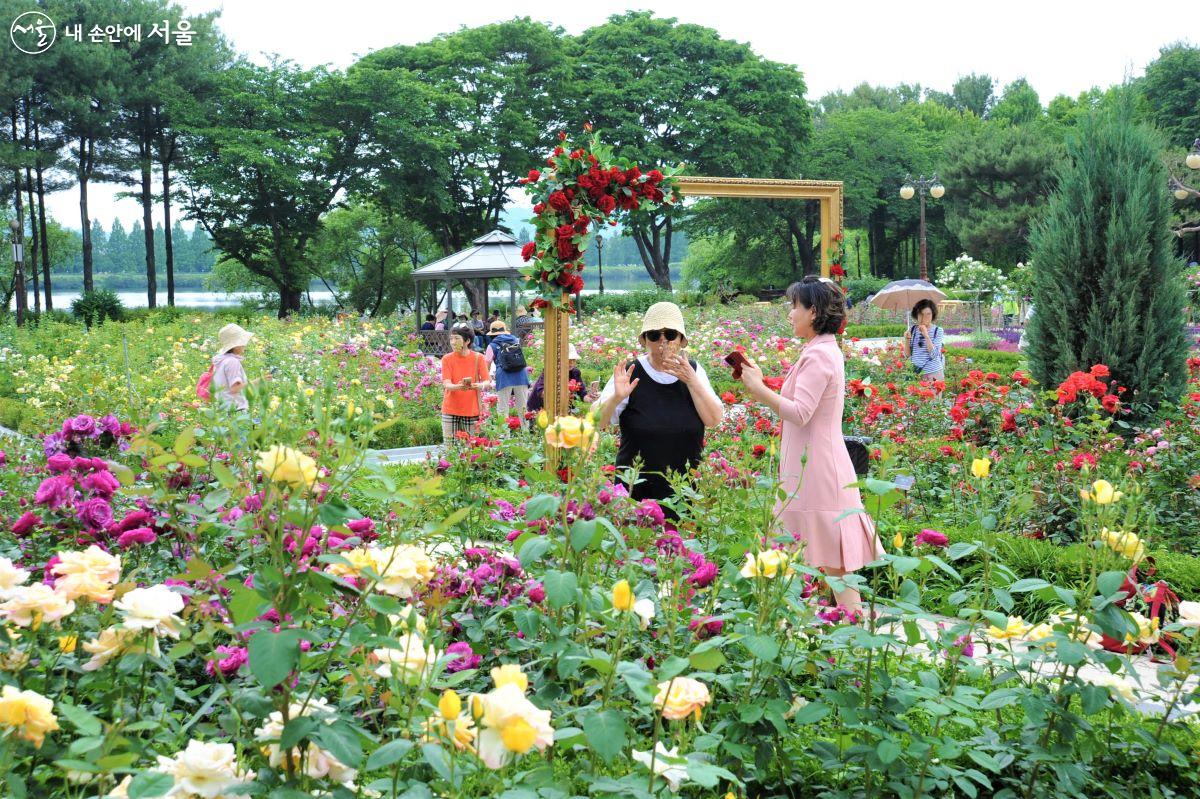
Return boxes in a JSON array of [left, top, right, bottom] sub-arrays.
[[499, 717, 537, 753], [1125, 611, 1160, 645], [421, 710, 476, 752], [256, 444, 319, 490], [739, 550, 793, 579], [0, 583, 76, 628], [1099, 528, 1145, 562], [57, 635, 77, 653], [1024, 623, 1053, 643], [0, 685, 59, 748], [986, 616, 1032, 641], [439, 690, 462, 721], [971, 458, 991, 479], [653, 676, 711, 722], [475, 684, 554, 769], [612, 579, 633, 612], [1083, 479, 1122, 505], [491, 664, 528, 693], [893, 532, 905, 550], [544, 416, 596, 451]]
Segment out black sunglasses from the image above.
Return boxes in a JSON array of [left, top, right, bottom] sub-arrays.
[[644, 329, 681, 342]]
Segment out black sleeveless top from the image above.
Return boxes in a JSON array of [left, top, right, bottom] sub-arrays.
[[615, 358, 706, 501]]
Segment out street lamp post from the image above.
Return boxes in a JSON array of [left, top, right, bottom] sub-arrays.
[[899, 174, 945, 282], [9, 219, 25, 327], [595, 233, 605, 295], [1171, 138, 1200, 249]]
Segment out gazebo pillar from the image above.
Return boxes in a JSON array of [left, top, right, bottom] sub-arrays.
[[508, 279, 517, 331], [445, 278, 453, 320]]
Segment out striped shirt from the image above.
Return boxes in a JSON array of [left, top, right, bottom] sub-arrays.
[[908, 325, 945, 375]]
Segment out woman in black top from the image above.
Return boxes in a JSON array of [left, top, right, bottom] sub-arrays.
[[596, 302, 723, 504]]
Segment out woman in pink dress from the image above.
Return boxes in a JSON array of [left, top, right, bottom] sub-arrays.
[[739, 276, 882, 611]]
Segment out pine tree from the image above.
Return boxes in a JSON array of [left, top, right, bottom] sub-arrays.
[[1026, 110, 1189, 410]]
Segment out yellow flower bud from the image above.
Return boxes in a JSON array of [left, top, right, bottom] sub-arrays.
[[438, 690, 461, 721], [612, 579, 633, 612], [536, 409, 549, 429], [1085, 479, 1122, 505], [893, 532, 904, 550], [971, 458, 991, 479], [57, 635, 77, 654]]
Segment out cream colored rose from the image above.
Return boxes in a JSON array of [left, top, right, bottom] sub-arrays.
[[986, 616, 1032, 642], [155, 739, 255, 798], [388, 604, 427, 634], [475, 683, 554, 769], [490, 663, 528, 693], [372, 634, 440, 683], [653, 676, 712, 722], [0, 684, 59, 748], [1125, 611, 1160, 645], [255, 698, 357, 785], [421, 712, 477, 752], [52, 546, 122, 603], [1085, 671, 1137, 702], [370, 545, 434, 598], [0, 583, 76, 627], [256, 444, 319, 490], [81, 626, 156, 672], [114, 585, 185, 638], [1099, 527, 1144, 562], [632, 742, 689, 792], [0, 557, 30, 596], [633, 598, 656, 630], [1177, 601, 1200, 629]]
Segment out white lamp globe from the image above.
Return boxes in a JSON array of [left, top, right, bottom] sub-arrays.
[[1187, 151, 1200, 170], [930, 183, 945, 199], [899, 184, 915, 200], [1175, 186, 1192, 201]]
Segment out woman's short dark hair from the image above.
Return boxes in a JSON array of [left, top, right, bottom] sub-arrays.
[[786, 276, 846, 336], [425, 313, 435, 321], [911, 299, 939, 321], [450, 325, 474, 344]]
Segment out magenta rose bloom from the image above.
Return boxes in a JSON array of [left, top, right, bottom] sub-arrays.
[[117, 527, 157, 548], [914, 528, 949, 548], [34, 475, 78, 510], [11, 511, 41, 537], [76, 498, 114, 531], [98, 414, 122, 436], [114, 509, 155, 532], [46, 453, 74, 474], [67, 415, 97, 437], [205, 645, 248, 677], [688, 561, 718, 588], [81, 470, 121, 498], [445, 641, 482, 673]]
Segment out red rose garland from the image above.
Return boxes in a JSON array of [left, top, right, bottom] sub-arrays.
[[521, 127, 681, 311]]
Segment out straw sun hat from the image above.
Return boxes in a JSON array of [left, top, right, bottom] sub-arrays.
[[217, 323, 254, 355], [639, 302, 687, 342], [489, 320, 509, 334]]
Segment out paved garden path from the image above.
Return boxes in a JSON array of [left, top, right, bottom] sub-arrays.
[[365, 444, 439, 465]]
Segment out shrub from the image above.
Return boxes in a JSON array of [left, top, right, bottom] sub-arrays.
[[1026, 109, 1189, 412], [70, 289, 125, 327], [844, 324, 907, 339], [844, 276, 889, 305]]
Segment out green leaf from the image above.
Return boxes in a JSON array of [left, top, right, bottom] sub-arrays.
[[523, 494, 560, 521], [1097, 571, 1128, 598], [741, 635, 779, 662], [280, 716, 320, 750], [569, 519, 599, 551], [1010, 578, 1051, 593], [991, 588, 1014, 612], [211, 460, 237, 489], [876, 739, 902, 765], [518, 535, 551, 567], [173, 427, 196, 457], [312, 721, 364, 768], [365, 738, 415, 771], [366, 594, 403, 616], [247, 629, 301, 688], [791, 701, 829, 724], [541, 570, 578, 609], [978, 689, 1020, 710], [318, 498, 359, 528], [890, 556, 922, 576], [421, 743, 453, 782], [57, 702, 102, 736], [967, 749, 1002, 772], [582, 709, 627, 763], [689, 644, 726, 672], [657, 656, 691, 681], [127, 771, 174, 799], [228, 585, 267, 627]]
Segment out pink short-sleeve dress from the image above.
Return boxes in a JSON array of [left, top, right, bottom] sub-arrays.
[[775, 334, 882, 571]]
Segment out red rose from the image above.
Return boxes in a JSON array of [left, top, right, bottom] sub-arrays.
[[1090, 364, 1110, 378], [1101, 394, 1120, 413], [596, 194, 616, 214], [557, 271, 573, 287], [533, 202, 546, 215], [557, 131, 567, 141], [752, 444, 767, 458], [647, 169, 664, 183], [569, 274, 585, 293], [506, 416, 521, 430], [573, 218, 590, 235], [520, 242, 537, 261], [625, 167, 642, 182], [548, 191, 571, 213]]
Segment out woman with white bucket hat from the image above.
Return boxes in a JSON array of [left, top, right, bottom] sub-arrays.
[[596, 302, 723, 507]]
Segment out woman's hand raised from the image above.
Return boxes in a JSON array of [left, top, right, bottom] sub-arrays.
[[613, 360, 640, 401], [739, 358, 765, 392]]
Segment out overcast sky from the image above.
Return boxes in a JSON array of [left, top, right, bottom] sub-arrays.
[[37, 0, 1193, 231]]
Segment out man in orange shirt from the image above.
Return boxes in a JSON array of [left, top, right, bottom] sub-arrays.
[[441, 326, 491, 442]]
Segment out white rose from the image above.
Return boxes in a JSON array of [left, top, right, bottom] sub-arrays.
[[632, 742, 689, 792], [1177, 601, 1200, 629], [155, 740, 254, 799], [0, 583, 76, 627], [114, 585, 186, 638], [373, 634, 440, 683], [0, 557, 30, 596], [633, 598, 655, 630]]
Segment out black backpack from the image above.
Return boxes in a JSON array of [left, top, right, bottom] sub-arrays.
[[496, 339, 527, 373]]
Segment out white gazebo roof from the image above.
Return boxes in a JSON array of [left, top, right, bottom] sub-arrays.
[[412, 230, 526, 282]]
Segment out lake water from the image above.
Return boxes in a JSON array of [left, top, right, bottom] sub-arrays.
[[6, 288, 629, 311]]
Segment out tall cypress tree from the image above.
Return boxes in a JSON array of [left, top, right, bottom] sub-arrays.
[[1026, 110, 1189, 410]]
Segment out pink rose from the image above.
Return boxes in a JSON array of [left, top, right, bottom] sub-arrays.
[[117, 527, 157, 548], [81, 470, 120, 498], [914, 528, 949, 548], [11, 511, 41, 537], [35, 475, 78, 510], [76, 498, 114, 531]]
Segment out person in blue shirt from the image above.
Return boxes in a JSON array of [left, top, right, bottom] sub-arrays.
[[484, 320, 531, 418], [903, 299, 945, 385]]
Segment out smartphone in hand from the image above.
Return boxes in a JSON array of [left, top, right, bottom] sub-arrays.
[[724, 351, 749, 379]]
